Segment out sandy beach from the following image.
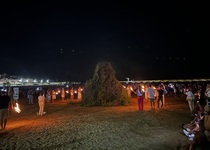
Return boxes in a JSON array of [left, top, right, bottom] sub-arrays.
[[0, 96, 202, 150]]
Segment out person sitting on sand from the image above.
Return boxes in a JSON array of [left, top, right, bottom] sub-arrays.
[[181, 101, 204, 130], [181, 101, 206, 141], [187, 129, 210, 149], [186, 101, 210, 149], [183, 119, 200, 141]]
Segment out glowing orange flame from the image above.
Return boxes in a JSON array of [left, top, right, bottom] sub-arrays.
[[130, 87, 133, 91], [14, 103, 21, 113]]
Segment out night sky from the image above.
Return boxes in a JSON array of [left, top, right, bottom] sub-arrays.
[[0, 1, 209, 82]]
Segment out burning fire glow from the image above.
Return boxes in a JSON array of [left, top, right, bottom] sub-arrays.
[[14, 103, 21, 113], [142, 85, 145, 92], [130, 87, 137, 94]]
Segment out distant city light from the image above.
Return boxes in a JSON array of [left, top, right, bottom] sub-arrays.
[[1, 88, 7, 92]]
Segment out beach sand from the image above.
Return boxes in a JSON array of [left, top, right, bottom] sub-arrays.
[[0, 96, 199, 150]]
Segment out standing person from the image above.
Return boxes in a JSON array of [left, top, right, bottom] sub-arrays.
[[61, 88, 65, 101], [38, 91, 45, 116], [70, 87, 74, 100], [74, 88, 78, 99], [0, 91, 12, 130], [136, 85, 144, 111], [186, 88, 194, 114], [46, 89, 51, 103], [8, 87, 14, 106], [205, 84, 210, 111], [126, 84, 132, 98], [28, 89, 34, 104], [144, 85, 148, 100], [197, 85, 206, 106], [51, 89, 56, 103], [77, 87, 82, 100], [147, 84, 155, 109], [161, 83, 166, 105], [157, 85, 164, 108]]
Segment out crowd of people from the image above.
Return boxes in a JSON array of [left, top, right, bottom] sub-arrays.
[[1, 82, 210, 148], [179, 97, 210, 149], [181, 101, 205, 141], [124, 82, 210, 148], [22, 86, 83, 105], [125, 82, 210, 113], [0, 85, 83, 130], [125, 82, 167, 110]]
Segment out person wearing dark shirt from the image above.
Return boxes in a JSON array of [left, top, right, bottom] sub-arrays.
[[197, 85, 206, 106], [157, 86, 164, 108], [0, 91, 12, 130]]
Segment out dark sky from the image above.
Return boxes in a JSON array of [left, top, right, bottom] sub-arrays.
[[0, 1, 209, 82]]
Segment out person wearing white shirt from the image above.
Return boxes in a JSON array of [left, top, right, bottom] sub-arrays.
[[147, 84, 155, 109], [186, 88, 194, 114]]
